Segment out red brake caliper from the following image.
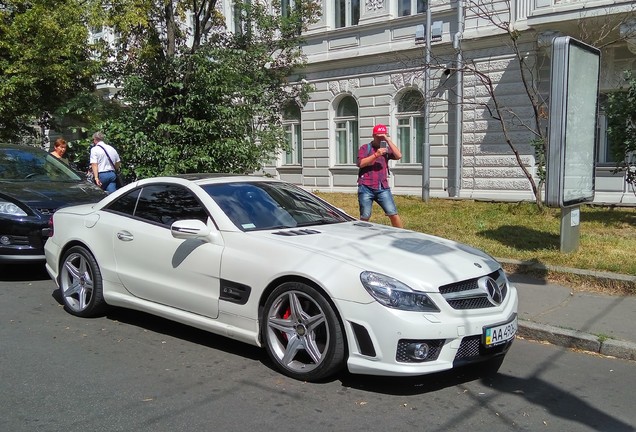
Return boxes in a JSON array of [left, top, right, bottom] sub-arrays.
[[281, 307, 291, 341]]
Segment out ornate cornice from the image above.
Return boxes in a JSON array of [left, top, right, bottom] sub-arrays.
[[390, 72, 421, 90], [366, 0, 384, 12], [329, 78, 361, 95]]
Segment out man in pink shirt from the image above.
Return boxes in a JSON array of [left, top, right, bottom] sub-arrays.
[[356, 124, 403, 228]]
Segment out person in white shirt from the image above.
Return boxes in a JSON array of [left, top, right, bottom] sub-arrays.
[[90, 132, 121, 193]]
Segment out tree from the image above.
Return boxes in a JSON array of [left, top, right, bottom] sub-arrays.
[[88, 0, 320, 178], [0, 0, 100, 141], [605, 72, 636, 189]]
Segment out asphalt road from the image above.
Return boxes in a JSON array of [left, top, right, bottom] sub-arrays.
[[1, 264, 635, 432]]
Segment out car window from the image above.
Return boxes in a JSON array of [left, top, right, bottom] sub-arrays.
[[0, 147, 82, 181], [202, 182, 353, 231], [105, 184, 209, 227], [106, 189, 141, 216]]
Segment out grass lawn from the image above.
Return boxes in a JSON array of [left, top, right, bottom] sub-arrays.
[[315, 192, 636, 278]]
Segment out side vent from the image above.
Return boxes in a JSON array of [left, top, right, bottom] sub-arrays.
[[273, 229, 321, 236], [350, 322, 376, 357], [353, 222, 373, 227], [220, 279, 251, 304]]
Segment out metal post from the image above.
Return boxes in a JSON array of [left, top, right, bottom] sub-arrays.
[[560, 205, 581, 253], [421, 2, 431, 202], [451, 0, 464, 198]]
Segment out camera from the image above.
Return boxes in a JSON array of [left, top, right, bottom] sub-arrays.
[[380, 140, 388, 148]]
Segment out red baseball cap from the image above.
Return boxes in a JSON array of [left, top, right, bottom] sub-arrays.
[[372, 124, 387, 135]]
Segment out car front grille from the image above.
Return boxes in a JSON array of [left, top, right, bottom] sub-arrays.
[[438, 269, 509, 310], [454, 335, 512, 362], [455, 335, 482, 359]]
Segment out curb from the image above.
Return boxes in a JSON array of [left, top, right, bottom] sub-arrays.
[[497, 258, 635, 360], [518, 320, 636, 362], [497, 258, 636, 285]]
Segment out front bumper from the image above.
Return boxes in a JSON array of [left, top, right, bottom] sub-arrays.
[[338, 286, 519, 376], [0, 252, 45, 262], [0, 216, 48, 262]]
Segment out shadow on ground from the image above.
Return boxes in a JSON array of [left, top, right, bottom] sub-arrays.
[[0, 262, 50, 281], [479, 225, 560, 251], [48, 287, 633, 430], [50, 291, 267, 364], [485, 370, 634, 431], [338, 362, 495, 395], [582, 207, 636, 226], [50, 285, 496, 392]]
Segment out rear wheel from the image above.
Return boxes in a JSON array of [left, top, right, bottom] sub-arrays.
[[261, 282, 345, 381], [59, 246, 107, 317]]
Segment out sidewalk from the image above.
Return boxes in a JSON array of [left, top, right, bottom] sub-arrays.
[[505, 268, 636, 362]]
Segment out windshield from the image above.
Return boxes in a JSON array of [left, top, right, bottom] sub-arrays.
[[202, 181, 354, 231], [0, 146, 83, 182]]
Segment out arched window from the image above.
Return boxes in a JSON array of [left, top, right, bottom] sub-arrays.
[[283, 102, 302, 165], [335, 96, 359, 165], [397, 90, 424, 164]]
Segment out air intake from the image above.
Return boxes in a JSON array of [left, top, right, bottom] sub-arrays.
[[272, 229, 321, 236]]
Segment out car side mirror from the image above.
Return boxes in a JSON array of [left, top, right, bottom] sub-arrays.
[[171, 219, 212, 240]]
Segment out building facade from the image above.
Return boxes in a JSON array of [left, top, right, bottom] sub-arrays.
[[260, 0, 636, 205]]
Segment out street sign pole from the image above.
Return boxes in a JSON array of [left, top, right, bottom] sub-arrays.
[[560, 206, 581, 253]]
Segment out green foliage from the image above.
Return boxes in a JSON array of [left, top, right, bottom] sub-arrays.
[[530, 137, 546, 185], [0, 0, 101, 140], [88, 0, 319, 179], [605, 72, 636, 185]]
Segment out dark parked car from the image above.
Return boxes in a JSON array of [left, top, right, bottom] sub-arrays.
[[0, 143, 106, 262]]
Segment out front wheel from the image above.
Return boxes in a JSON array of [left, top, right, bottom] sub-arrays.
[[261, 282, 345, 381], [59, 246, 107, 317]]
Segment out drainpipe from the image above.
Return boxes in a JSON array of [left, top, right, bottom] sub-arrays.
[[422, 3, 432, 202], [450, 0, 464, 198]]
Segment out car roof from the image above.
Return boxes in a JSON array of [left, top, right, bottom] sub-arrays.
[[0, 143, 46, 152], [143, 173, 283, 186], [172, 173, 244, 181]]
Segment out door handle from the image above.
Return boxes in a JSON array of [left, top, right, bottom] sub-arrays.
[[117, 231, 134, 241]]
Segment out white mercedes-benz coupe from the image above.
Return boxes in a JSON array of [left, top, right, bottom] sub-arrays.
[[45, 175, 518, 381]]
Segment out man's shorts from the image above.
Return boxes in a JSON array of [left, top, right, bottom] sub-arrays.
[[357, 184, 398, 219]]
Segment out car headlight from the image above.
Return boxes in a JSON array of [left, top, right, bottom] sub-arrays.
[[0, 199, 27, 216], [360, 271, 439, 312]]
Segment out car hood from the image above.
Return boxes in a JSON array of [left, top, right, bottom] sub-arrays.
[[0, 180, 106, 208], [260, 221, 500, 292]]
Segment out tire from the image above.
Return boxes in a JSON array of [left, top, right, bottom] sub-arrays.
[[261, 282, 345, 381], [59, 246, 107, 317]]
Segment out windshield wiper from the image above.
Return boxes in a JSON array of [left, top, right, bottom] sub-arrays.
[[295, 218, 340, 227]]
